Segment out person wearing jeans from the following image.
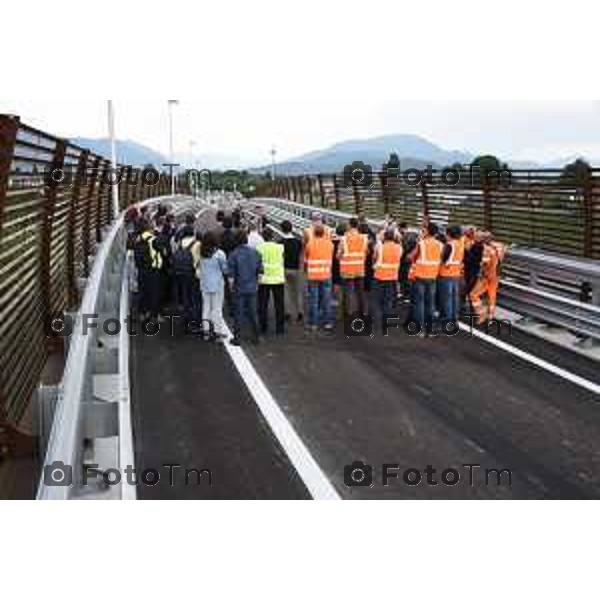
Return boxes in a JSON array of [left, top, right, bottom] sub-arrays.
[[198, 232, 228, 342], [411, 279, 437, 333], [373, 229, 403, 325], [304, 224, 335, 332], [408, 222, 443, 336], [438, 226, 466, 326], [306, 279, 334, 330], [228, 231, 263, 346]]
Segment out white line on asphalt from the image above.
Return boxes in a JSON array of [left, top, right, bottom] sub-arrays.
[[460, 323, 600, 397], [222, 324, 341, 501]]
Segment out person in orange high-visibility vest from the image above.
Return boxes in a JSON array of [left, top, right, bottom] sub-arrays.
[[438, 226, 466, 324], [304, 211, 333, 245], [338, 217, 369, 316], [304, 225, 335, 332], [374, 228, 403, 320], [408, 222, 443, 334], [469, 233, 506, 324]]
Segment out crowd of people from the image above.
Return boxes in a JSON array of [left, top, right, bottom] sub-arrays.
[[125, 203, 506, 346]]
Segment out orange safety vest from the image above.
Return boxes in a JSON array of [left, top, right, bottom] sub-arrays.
[[340, 230, 368, 278], [439, 238, 465, 278], [305, 225, 332, 243], [412, 237, 443, 280], [305, 237, 334, 281], [482, 242, 505, 279], [374, 241, 403, 282]]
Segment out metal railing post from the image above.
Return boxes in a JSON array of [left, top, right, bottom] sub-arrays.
[[83, 156, 101, 278], [333, 174, 341, 211], [41, 139, 67, 322], [583, 173, 594, 259], [67, 149, 89, 307], [483, 179, 492, 232], [317, 175, 326, 208], [421, 178, 430, 220], [0, 115, 19, 233]]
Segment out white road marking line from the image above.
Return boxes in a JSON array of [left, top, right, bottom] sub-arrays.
[[222, 324, 341, 501], [460, 324, 600, 397]]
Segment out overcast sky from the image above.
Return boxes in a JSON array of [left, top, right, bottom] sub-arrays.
[[2, 100, 600, 166]]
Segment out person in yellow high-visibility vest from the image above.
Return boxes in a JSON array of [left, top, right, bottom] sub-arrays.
[[256, 228, 287, 336], [135, 220, 164, 323]]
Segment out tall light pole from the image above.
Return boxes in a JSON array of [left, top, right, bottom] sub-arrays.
[[189, 140, 197, 198], [107, 100, 120, 219], [271, 146, 277, 181], [168, 100, 179, 197]]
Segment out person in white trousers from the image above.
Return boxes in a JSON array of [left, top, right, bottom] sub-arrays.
[[198, 232, 229, 342]]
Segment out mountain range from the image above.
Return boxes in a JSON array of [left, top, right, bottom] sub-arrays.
[[253, 134, 473, 174], [72, 138, 251, 171], [72, 138, 169, 167], [72, 135, 595, 174]]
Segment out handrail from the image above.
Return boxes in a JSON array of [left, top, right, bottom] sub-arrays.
[[37, 214, 126, 500]]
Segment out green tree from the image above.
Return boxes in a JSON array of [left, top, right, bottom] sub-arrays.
[[561, 158, 592, 188], [471, 155, 510, 187], [386, 152, 401, 170]]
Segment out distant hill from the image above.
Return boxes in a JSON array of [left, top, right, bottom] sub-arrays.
[[252, 134, 473, 175], [72, 138, 169, 167]]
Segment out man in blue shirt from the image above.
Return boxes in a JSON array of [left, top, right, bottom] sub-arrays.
[[228, 230, 263, 346]]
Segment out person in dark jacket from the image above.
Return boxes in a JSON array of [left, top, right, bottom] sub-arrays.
[[228, 230, 263, 346], [219, 216, 238, 258], [463, 227, 484, 314], [399, 223, 418, 301], [359, 222, 376, 293], [281, 220, 304, 323], [332, 223, 347, 318]]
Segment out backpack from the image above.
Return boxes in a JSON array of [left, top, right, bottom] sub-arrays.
[[173, 238, 196, 276], [134, 234, 154, 271]]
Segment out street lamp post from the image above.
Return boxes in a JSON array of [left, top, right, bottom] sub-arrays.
[[271, 146, 277, 181], [189, 140, 197, 198], [168, 100, 179, 197], [107, 100, 120, 219]]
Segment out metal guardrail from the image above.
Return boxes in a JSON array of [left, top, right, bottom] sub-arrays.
[[37, 211, 129, 500], [265, 167, 600, 259], [249, 197, 600, 344], [37, 195, 203, 500], [499, 281, 600, 341]]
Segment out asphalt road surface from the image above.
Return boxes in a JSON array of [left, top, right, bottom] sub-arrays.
[[129, 207, 600, 500]]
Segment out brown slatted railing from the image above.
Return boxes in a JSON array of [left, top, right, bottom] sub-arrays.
[[0, 114, 184, 452], [268, 168, 600, 259]]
